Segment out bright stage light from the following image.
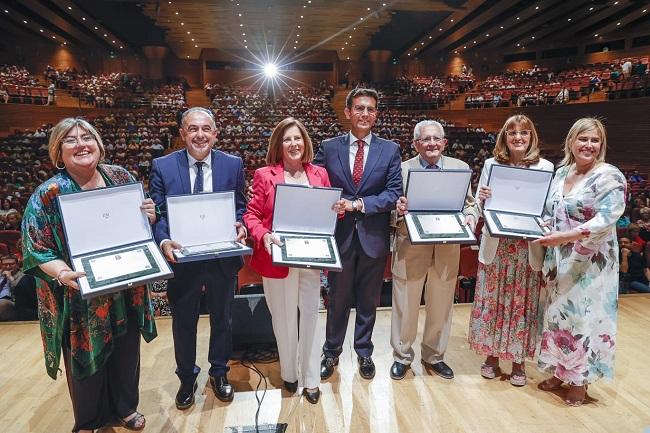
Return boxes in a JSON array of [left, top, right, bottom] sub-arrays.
[[263, 63, 278, 78]]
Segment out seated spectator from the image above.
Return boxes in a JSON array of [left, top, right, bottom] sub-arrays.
[[628, 170, 644, 183], [0, 254, 37, 321], [619, 237, 650, 294], [628, 224, 646, 248], [636, 207, 650, 232]]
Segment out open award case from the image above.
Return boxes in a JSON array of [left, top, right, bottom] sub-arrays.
[[404, 169, 476, 244], [270, 183, 343, 271], [57, 182, 173, 299], [167, 191, 252, 263], [483, 164, 553, 240]]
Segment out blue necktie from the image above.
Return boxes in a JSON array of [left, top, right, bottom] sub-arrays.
[[426, 164, 440, 170], [193, 162, 204, 194]]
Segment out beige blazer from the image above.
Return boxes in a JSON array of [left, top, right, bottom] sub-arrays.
[[477, 157, 555, 271], [392, 155, 480, 280]]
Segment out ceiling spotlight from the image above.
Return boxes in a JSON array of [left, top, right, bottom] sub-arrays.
[[23, 20, 27, 23], [94, 26, 98, 30], [3, 9, 8, 13], [589, 7, 594, 10], [516, 17, 520, 20], [463, 45, 466, 48], [119, 46, 123, 49], [52, 36, 56, 39], [500, 26, 504, 29], [531, 36, 535, 39], [594, 34, 599, 37], [82, 17, 86, 20], [450, 19, 454, 22], [567, 18, 572, 21], [186, 55, 189, 58], [68, 6, 72, 10], [175, 12, 179, 15], [39, 29, 44, 32], [181, 22, 184, 25], [614, 1, 618, 4], [263, 63, 278, 78], [535, 6, 539, 9], [616, 22, 621, 25]]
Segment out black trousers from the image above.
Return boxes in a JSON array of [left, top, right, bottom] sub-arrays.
[[63, 312, 141, 432], [324, 233, 385, 358], [167, 260, 236, 384]]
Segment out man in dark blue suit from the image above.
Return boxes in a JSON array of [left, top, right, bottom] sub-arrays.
[[149, 107, 247, 409], [314, 88, 402, 380]]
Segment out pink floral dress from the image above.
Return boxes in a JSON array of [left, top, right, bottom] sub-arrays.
[[469, 238, 543, 363]]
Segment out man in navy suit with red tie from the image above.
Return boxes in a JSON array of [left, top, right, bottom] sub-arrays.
[[314, 88, 402, 379], [149, 107, 247, 409]]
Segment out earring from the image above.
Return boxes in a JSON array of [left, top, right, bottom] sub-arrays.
[[56, 160, 65, 170]]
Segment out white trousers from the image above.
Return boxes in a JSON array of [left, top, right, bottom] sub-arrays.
[[262, 268, 322, 389]]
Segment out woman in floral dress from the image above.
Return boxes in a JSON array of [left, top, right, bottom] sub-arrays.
[[469, 114, 554, 386], [21, 118, 157, 432], [535, 118, 626, 406]]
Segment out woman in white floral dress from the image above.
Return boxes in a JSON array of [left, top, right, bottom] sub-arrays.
[[535, 118, 626, 406]]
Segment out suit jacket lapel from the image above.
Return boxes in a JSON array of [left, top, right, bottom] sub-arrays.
[[337, 134, 355, 191], [177, 150, 191, 194], [357, 134, 383, 191], [211, 150, 221, 191]]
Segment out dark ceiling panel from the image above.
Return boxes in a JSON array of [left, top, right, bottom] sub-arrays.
[[369, 10, 452, 54]]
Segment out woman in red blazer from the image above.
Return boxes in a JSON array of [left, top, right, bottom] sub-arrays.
[[244, 117, 343, 404]]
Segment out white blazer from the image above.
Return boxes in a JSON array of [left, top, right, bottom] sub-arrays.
[[477, 157, 555, 271]]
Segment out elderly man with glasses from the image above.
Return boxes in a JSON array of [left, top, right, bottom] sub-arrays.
[[389, 120, 479, 380]]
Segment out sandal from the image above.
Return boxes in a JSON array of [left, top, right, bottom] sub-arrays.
[[509, 370, 527, 387], [565, 384, 587, 407], [480, 363, 501, 379], [538, 376, 563, 391], [120, 411, 146, 431]]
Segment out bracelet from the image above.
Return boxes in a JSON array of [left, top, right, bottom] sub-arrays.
[[56, 269, 71, 286]]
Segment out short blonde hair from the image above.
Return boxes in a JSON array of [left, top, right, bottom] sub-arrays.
[[265, 117, 314, 165], [559, 117, 607, 167], [48, 117, 105, 167], [492, 114, 541, 166]]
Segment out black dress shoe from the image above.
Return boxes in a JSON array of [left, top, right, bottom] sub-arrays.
[[358, 356, 375, 379], [320, 356, 339, 379], [423, 360, 454, 379], [283, 380, 298, 393], [302, 387, 321, 404], [390, 361, 409, 380], [209, 375, 234, 402], [175, 380, 198, 410]]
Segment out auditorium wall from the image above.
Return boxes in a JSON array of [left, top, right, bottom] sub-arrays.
[[200, 49, 338, 86], [400, 37, 650, 78]]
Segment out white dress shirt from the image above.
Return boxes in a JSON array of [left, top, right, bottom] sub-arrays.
[[187, 151, 213, 193], [348, 132, 371, 174]]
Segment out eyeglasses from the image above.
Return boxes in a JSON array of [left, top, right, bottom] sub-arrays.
[[351, 104, 377, 115], [506, 130, 531, 138], [418, 136, 445, 144], [61, 134, 96, 146]]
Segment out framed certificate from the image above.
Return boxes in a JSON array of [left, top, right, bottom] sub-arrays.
[[403, 169, 476, 244], [167, 191, 252, 263], [270, 184, 343, 271], [57, 182, 173, 299], [483, 164, 553, 240]]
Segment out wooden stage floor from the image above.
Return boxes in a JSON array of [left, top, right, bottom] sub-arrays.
[[1, 295, 649, 433]]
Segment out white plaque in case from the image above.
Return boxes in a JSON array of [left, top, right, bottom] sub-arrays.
[[270, 184, 343, 271], [57, 182, 173, 299], [403, 169, 476, 244], [484, 164, 553, 240], [167, 191, 252, 263]]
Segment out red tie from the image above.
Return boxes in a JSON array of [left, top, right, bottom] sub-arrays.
[[352, 139, 365, 186]]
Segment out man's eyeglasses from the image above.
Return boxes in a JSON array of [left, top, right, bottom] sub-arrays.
[[506, 130, 531, 138], [418, 136, 445, 144], [62, 134, 96, 146], [351, 105, 377, 115]]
